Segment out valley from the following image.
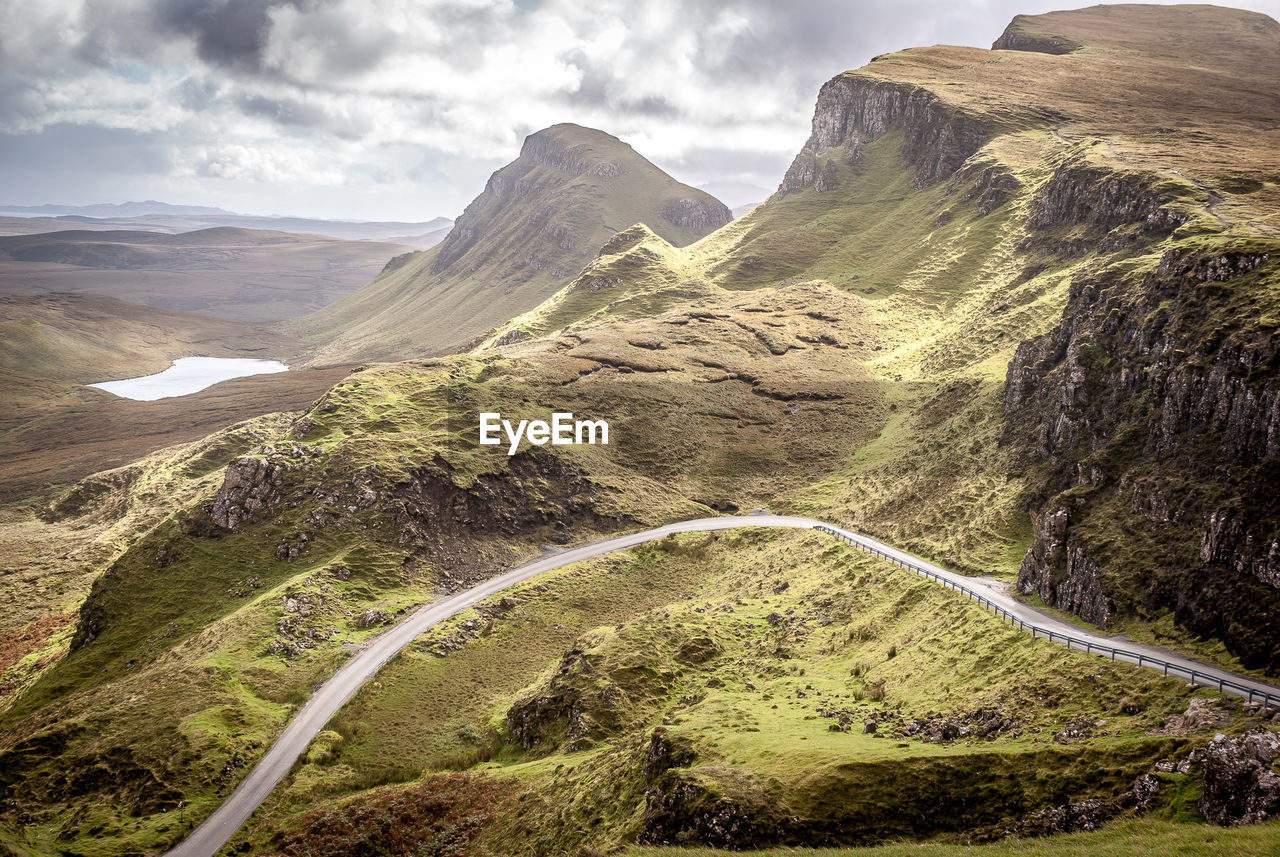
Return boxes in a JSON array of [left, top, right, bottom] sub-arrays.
[[1, 4, 1279, 857]]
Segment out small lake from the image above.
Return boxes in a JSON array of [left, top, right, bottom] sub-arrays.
[[87, 356, 290, 401]]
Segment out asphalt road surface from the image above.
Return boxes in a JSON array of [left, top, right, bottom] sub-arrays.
[[164, 514, 1280, 856]]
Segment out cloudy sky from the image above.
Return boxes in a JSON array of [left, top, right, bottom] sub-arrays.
[[2, 0, 1277, 220]]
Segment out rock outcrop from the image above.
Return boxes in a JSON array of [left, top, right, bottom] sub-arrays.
[[780, 74, 989, 193], [209, 456, 289, 532], [639, 766, 788, 849], [505, 627, 677, 755], [1016, 505, 1113, 628], [992, 16, 1083, 54], [1027, 160, 1187, 245], [1199, 730, 1280, 825]]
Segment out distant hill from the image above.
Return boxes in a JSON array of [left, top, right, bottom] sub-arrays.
[[0, 211, 454, 245], [290, 123, 731, 363], [0, 227, 415, 322], [0, 200, 233, 218]]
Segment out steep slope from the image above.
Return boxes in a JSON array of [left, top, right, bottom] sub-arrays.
[[289, 123, 730, 363]]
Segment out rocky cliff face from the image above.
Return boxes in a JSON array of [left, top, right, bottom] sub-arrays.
[[1005, 235, 1280, 671], [780, 73, 989, 193], [1027, 160, 1188, 244], [991, 16, 1083, 54], [661, 197, 731, 231]]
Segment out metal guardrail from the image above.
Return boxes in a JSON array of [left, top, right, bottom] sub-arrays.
[[813, 525, 1280, 710]]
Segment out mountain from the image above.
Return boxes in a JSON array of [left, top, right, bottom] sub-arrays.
[[3, 7, 1280, 857], [288, 123, 731, 363], [0, 227, 416, 322], [0, 200, 234, 218]]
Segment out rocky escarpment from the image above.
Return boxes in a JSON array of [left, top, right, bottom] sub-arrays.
[[992, 16, 1084, 54], [1026, 159, 1188, 254], [394, 452, 623, 559], [1005, 246, 1280, 671], [780, 73, 990, 193]]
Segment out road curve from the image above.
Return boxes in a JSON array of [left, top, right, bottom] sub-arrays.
[[164, 514, 1280, 857]]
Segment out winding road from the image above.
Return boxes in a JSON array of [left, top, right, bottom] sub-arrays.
[[164, 514, 1280, 857]]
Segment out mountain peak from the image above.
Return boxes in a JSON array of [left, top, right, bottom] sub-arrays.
[[515, 124, 630, 179], [293, 124, 730, 362]]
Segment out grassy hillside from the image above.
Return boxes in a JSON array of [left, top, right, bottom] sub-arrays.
[[289, 124, 731, 364], [0, 227, 414, 322], [2, 5, 1279, 857]]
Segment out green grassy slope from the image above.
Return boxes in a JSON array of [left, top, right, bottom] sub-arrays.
[[288, 124, 731, 364]]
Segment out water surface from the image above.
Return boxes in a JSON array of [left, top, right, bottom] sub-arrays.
[[88, 356, 289, 401]]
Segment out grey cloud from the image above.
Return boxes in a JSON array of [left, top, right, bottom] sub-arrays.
[[236, 93, 329, 128], [153, 0, 301, 73]]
